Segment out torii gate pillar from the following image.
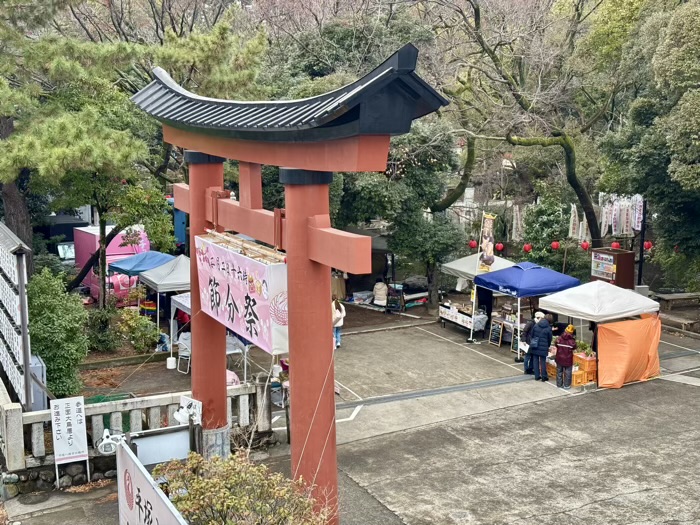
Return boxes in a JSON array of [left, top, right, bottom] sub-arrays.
[[186, 151, 229, 457], [282, 169, 338, 509]]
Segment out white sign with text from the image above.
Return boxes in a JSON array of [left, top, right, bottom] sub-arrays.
[[178, 395, 202, 425], [50, 396, 88, 464], [117, 442, 187, 525]]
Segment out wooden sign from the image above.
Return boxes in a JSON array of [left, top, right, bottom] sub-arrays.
[[511, 331, 519, 352], [489, 322, 503, 347]]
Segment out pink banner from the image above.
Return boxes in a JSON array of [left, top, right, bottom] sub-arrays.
[[195, 236, 288, 355]]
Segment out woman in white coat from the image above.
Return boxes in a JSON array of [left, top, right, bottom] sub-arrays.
[[332, 295, 346, 349]]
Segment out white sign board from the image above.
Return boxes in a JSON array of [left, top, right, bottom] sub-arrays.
[[50, 396, 88, 464], [591, 251, 616, 281], [130, 427, 190, 466], [439, 305, 474, 329], [179, 395, 202, 425], [117, 442, 187, 525]]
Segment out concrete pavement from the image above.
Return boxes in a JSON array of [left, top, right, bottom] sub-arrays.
[[9, 321, 700, 524], [338, 379, 700, 524]]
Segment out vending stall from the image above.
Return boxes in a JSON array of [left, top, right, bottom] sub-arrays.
[[539, 280, 661, 388], [473, 262, 580, 358], [440, 254, 515, 337]]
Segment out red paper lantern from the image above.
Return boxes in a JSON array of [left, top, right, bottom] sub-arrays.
[[523, 243, 532, 253], [644, 241, 653, 251], [469, 239, 477, 249], [611, 241, 621, 249], [495, 242, 504, 252], [551, 241, 560, 250], [581, 241, 590, 251]]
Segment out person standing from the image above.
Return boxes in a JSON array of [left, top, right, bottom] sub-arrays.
[[332, 295, 346, 349], [523, 311, 543, 375], [555, 325, 577, 389], [530, 312, 553, 381]]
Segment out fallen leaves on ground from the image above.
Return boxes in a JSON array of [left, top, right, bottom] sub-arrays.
[[96, 492, 118, 504], [65, 478, 115, 494], [81, 367, 125, 389]]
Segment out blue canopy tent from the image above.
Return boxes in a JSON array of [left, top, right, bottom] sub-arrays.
[[474, 261, 580, 298], [108, 251, 175, 276], [473, 262, 581, 358], [108, 251, 175, 318]]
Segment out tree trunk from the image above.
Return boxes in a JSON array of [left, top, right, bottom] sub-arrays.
[[431, 137, 476, 213], [67, 225, 123, 292], [426, 261, 440, 308], [98, 216, 108, 309], [0, 118, 34, 275], [559, 134, 602, 248], [507, 131, 602, 248]]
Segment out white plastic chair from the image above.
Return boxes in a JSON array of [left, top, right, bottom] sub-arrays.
[[226, 335, 250, 383], [176, 333, 192, 374]]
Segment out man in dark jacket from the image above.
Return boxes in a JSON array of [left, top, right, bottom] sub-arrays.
[[522, 311, 543, 375], [530, 314, 553, 381]]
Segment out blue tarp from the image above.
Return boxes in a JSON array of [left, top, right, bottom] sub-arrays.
[[108, 251, 175, 277], [473, 261, 580, 298]]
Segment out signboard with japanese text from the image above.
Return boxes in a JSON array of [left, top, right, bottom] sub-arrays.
[[50, 396, 88, 464], [439, 305, 474, 329], [194, 236, 288, 355], [178, 395, 202, 425], [117, 442, 187, 525], [591, 251, 616, 281]]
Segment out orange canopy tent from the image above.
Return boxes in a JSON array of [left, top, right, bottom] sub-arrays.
[[539, 281, 661, 388]]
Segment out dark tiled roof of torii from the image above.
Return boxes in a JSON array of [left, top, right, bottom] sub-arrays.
[[131, 43, 448, 143]]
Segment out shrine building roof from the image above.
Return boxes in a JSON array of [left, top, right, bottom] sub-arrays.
[[131, 43, 448, 143]]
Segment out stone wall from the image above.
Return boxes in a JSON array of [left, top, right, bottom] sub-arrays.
[[0, 455, 117, 499]]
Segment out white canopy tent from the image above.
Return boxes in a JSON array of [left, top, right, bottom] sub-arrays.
[[140, 255, 190, 293], [138, 255, 190, 333], [539, 280, 660, 322], [442, 253, 515, 291], [170, 292, 191, 344], [539, 280, 661, 389]]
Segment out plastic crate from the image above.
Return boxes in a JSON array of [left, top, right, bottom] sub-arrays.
[[574, 353, 597, 372], [585, 370, 597, 384], [572, 370, 587, 387], [546, 363, 557, 379]]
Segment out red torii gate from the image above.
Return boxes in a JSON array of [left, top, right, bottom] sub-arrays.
[[132, 44, 447, 521]]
